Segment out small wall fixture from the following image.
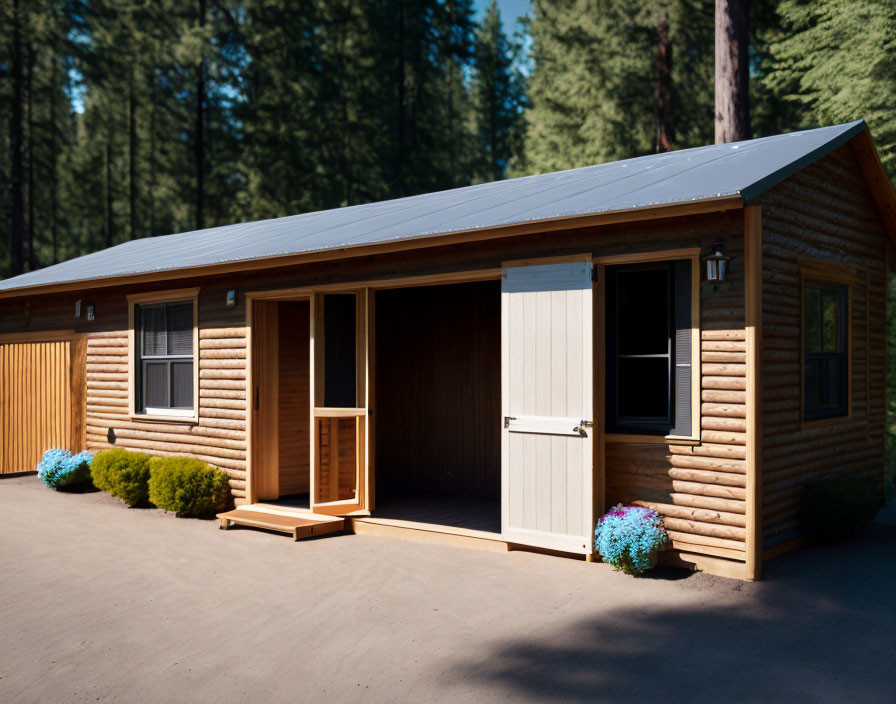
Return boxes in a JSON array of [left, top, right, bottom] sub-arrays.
[[86, 303, 95, 321], [704, 239, 730, 283], [226, 289, 237, 307]]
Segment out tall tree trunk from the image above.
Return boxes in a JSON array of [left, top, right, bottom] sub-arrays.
[[50, 60, 58, 264], [489, 78, 498, 181], [654, 14, 673, 153], [714, 0, 751, 143], [128, 78, 138, 239], [395, 0, 405, 195], [195, 0, 206, 231], [149, 73, 157, 237], [9, 0, 26, 276], [103, 136, 113, 248], [26, 43, 36, 270]]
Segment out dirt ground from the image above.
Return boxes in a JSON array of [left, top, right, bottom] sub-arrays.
[[1, 474, 893, 703]]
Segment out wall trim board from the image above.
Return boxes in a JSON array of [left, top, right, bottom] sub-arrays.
[[744, 205, 763, 581]]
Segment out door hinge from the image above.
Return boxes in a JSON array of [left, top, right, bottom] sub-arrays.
[[503, 416, 516, 428]]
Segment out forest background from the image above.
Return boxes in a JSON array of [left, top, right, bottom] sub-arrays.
[[1, 0, 895, 487]]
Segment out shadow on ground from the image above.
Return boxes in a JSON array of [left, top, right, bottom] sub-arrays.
[[448, 505, 896, 702]]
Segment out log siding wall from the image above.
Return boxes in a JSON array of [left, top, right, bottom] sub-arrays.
[[755, 144, 888, 546], [604, 234, 750, 562], [84, 326, 249, 500]]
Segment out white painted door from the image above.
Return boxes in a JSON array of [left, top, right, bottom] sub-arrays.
[[501, 259, 594, 554]]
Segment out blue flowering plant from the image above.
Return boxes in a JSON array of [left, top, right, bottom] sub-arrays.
[[594, 504, 669, 576], [36, 449, 95, 490]]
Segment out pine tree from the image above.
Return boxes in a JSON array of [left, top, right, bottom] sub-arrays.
[[368, 0, 477, 197], [771, 0, 896, 178], [521, 0, 715, 175], [471, 0, 526, 182], [7, 0, 27, 275]]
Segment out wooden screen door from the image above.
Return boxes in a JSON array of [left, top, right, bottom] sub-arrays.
[[501, 259, 594, 554], [310, 289, 372, 515]]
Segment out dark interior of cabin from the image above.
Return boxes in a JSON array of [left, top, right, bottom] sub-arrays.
[[374, 281, 502, 533]]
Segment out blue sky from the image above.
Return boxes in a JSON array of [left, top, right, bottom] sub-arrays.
[[474, 0, 531, 37]]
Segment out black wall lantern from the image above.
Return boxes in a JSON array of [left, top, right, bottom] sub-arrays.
[[704, 239, 730, 283]]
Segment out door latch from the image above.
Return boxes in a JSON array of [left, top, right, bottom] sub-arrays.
[[573, 419, 594, 435]]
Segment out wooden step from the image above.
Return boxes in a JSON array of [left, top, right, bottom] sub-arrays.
[[217, 508, 345, 541]]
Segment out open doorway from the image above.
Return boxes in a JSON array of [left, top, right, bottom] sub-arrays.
[[374, 280, 501, 533]]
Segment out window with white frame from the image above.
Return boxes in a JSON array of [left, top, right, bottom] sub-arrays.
[[135, 301, 195, 416]]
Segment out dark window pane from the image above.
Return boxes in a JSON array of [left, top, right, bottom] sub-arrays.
[[144, 361, 169, 408], [617, 269, 669, 355], [142, 306, 167, 356], [323, 294, 357, 407], [805, 358, 820, 409], [804, 287, 821, 353], [804, 281, 848, 420], [167, 303, 193, 355], [824, 356, 846, 407], [171, 361, 193, 408], [822, 291, 840, 352], [618, 357, 669, 420]]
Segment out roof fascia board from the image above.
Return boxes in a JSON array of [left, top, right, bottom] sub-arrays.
[[849, 128, 896, 246], [0, 195, 743, 301], [740, 120, 867, 203]]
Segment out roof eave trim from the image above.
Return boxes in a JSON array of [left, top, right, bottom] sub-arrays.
[[740, 120, 867, 203], [849, 128, 896, 246], [0, 195, 744, 301]]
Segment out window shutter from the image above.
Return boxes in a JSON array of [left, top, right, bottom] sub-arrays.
[[167, 303, 193, 355], [142, 306, 167, 356], [671, 260, 692, 436]]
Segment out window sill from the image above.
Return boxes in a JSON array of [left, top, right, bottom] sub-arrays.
[[605, 433, 700, 446], [800, 415, 850, 431], [130, 412, 199, 425]]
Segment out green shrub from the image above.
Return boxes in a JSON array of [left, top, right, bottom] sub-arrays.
[[148, 456, 230, 517], [799, 477, 882, 541], [90, 449, 152, 507]]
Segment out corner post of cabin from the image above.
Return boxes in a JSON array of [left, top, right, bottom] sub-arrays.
[[245, 295, 255, 504], [744, 205, 763, 580]]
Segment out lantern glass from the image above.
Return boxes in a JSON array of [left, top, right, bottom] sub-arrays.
[[704, 242, 729, 283]]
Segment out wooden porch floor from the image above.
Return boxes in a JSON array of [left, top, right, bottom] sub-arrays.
[[371, 492, 501, 534]]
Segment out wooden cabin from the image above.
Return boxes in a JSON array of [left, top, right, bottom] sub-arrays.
[[1, 121, 894, 580]]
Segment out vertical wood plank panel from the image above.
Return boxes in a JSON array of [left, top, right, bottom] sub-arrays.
[[0, 338, 78, 473], [502, 260, 593, 554]]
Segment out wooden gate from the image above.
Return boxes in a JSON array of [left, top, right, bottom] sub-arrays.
[[0, 334, 86, 473]]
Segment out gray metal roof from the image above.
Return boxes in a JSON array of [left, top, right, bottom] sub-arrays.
[[0, 120, 867, 295]]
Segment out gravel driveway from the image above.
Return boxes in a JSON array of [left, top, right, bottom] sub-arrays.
[[1, 474, 893, 703]]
